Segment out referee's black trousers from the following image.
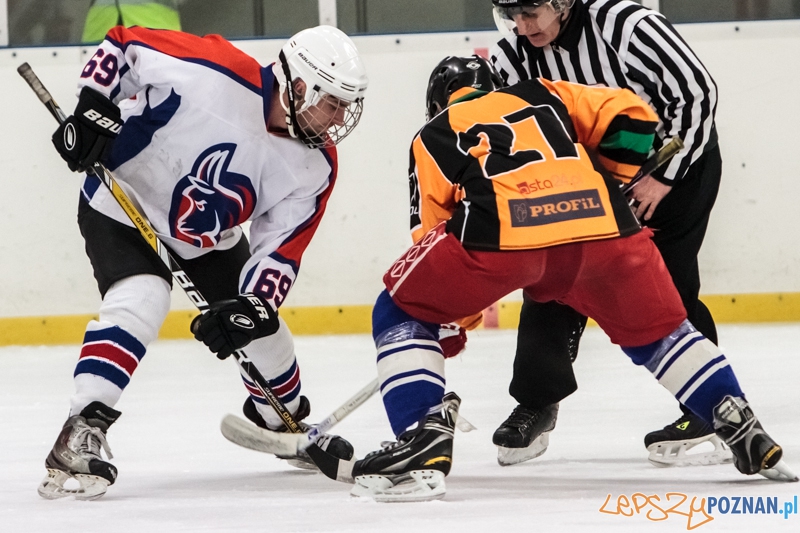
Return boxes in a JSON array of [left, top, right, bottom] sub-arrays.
[[509, 144, 722, 412]]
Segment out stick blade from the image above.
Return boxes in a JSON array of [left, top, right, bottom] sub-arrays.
[[220, 414, 302, 456]]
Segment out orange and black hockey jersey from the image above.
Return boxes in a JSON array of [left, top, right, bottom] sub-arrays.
[[409, 78, 658, 250]]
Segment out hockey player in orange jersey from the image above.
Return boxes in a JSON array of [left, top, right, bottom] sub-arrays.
[[349, 56, 795, 502]]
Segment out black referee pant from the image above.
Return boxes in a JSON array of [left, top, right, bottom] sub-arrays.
[[509, 144, 722, 413]]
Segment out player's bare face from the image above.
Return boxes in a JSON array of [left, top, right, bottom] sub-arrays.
[[296, 94, 348, 138], [512, 5, 563, 48]]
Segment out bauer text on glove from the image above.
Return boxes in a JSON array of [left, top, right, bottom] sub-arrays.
[[52, 86, 122, 172], [191, 294, 280, 360]]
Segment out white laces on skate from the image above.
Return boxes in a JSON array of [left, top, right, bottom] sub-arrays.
[[73, 425, 114, 460]]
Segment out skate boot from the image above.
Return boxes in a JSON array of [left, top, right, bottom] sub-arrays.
[[350, 392, 461, 502], [713, 395, 797, 481], [242, 395, 354, 470], [492, 403, 558, 466], [38, 401, 121, 500], [644, 411, 732, 467]]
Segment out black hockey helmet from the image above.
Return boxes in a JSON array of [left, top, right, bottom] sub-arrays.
[[491, 0, 576, 35], [425, 55, 505, 121]]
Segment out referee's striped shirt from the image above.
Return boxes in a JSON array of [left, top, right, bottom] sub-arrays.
[[490, 0, 717, 183]]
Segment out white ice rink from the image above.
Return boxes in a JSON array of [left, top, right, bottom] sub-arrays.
[[1, 324, 798, 532]]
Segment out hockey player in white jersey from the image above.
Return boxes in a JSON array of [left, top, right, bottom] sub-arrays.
[[38, 24, 368, 500]]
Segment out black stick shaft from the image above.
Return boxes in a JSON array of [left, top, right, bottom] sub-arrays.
[[621, 137, 684, 194]]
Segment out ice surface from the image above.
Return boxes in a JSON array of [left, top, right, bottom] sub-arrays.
[[1, 325, 798, 532]]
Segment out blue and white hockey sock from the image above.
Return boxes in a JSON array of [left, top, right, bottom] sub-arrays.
[[373, 290, 445, 436], [622, 319, 744, 425], [73, 320, 147, 414], [71, 274, 170, 415]]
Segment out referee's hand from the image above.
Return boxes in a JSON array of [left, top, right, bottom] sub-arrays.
[[626, 175, 672, 221]]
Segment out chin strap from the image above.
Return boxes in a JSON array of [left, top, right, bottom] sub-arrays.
[[278, 50, 309, 146]]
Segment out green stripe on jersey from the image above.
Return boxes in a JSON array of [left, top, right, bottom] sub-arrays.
[[599, 130, 654, 154]]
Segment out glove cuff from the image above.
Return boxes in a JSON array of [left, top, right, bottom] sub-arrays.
[[237, 293, 279, 336]]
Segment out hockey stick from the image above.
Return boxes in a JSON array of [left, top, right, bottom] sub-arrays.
[[221, 377, 380, 456], [17, 62, 320, 445], [621, 136, 684, 194]]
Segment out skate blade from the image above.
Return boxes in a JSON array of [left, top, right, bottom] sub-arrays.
[[497, 432, 549, 466], [38, 468, 110, 501], [647, 435, 732, 467], [759, 460, 799, 482], [350, 470, 446, 502]]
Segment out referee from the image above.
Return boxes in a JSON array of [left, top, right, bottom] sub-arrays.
[[488, 0, 725, 467]]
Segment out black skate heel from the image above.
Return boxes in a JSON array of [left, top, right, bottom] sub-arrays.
[[350, 392, 461, 502], [713, 395, 797, 481]]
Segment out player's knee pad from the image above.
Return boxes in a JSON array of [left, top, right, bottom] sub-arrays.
[[621, 319, 743, 423], [99, 274, 171, 346], [372, 290, 445, 435], [237, 317, 302, 426]]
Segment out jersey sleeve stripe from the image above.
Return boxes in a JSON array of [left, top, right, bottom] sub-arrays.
[[270, 147, 338, 272]]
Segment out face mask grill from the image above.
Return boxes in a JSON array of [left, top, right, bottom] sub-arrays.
[[295, 94, 363, 149]]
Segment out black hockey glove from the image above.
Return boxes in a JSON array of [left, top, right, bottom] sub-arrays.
[[191, 293, 280, 360], [52, 86, 122, 172]]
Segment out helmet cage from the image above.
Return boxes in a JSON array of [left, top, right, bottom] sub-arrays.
[[275, 26, 368, 149]]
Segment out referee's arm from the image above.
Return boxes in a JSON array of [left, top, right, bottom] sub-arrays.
[[624, 14, 718, 184]]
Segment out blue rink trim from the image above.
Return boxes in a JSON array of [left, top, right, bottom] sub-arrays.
[[383, 380, 444, 436]]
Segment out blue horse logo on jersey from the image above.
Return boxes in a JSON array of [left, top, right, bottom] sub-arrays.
[[169, 143, 256, 248]]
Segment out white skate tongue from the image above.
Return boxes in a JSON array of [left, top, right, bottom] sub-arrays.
[[350, 470, 446, 502], [759, 459, 799, 482]]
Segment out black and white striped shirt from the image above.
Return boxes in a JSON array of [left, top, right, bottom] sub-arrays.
[[490, 0, 717, 183]]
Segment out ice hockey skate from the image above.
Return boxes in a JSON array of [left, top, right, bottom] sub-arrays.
[[221, 395, 354, 470], [350, 392, 461, 502], [645, 411, 732, 467], [712, 395, 797, 482], [38, 401, 120, 501], [492, 403, 558, 466]]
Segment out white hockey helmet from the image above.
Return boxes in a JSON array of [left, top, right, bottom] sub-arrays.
[[491, 0, 576, 37], [273, 25, 368, 149]]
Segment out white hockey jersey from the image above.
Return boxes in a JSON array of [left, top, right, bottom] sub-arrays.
[[78, 26, 339, 308]]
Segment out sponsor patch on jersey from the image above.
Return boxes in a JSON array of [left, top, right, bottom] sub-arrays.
[[509, 189, 605, 227]]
